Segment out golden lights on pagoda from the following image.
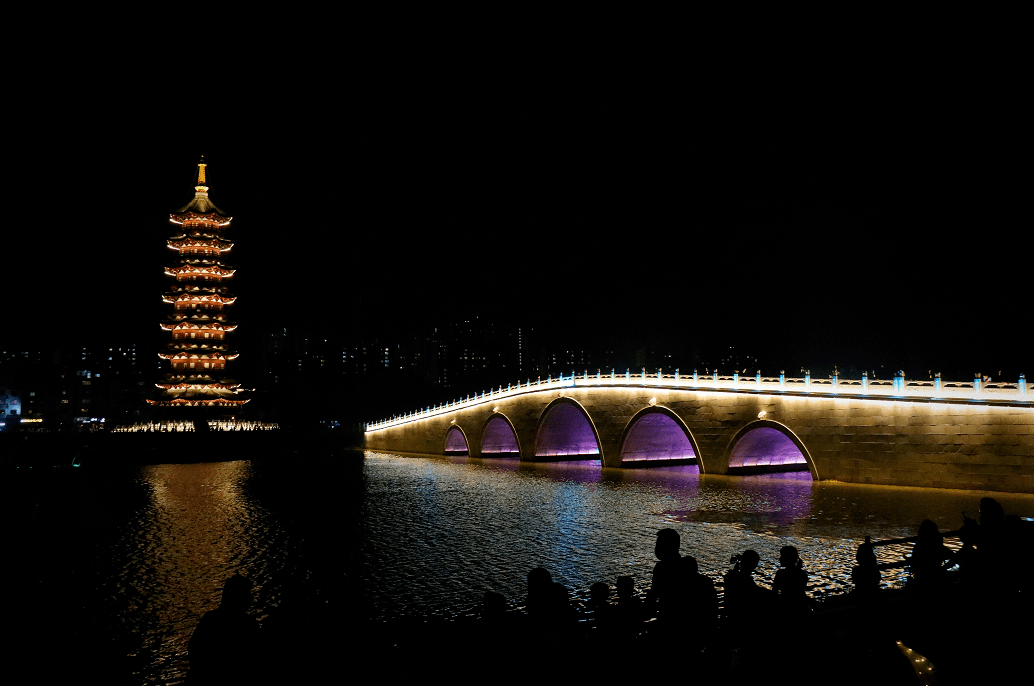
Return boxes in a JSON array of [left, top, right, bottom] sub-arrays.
[[148, 157, 248, 410]]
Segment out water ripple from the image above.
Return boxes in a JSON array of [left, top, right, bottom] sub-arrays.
[[7, 450, 1034, 683]]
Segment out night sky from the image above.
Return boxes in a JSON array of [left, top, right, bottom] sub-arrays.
[[7, 66, 1028, 383]]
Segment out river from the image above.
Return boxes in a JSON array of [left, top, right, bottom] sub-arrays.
[[5, 449, 1033, 683]]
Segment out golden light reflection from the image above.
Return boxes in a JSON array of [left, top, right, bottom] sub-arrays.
[[896, 641, 938, 685], [134, 462, 257, 676]]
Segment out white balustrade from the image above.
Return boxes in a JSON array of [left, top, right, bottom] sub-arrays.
[[367, 371, 1030, 431]]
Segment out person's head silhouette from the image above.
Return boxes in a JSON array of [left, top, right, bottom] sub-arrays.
[[779, 546, 801, 569], [221, 574, 253, 613], [740, 550, 760, 574], [655, 528, 681, 561], [980, 497, 1004, 527]]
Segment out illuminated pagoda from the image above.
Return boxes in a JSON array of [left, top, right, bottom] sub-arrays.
[[147, 156, 248, 421]]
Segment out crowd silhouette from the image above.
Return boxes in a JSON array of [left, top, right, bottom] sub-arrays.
[[186, 497, 1032, 684]]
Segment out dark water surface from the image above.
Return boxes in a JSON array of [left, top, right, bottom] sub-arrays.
[[5, 449, 1033, 683]]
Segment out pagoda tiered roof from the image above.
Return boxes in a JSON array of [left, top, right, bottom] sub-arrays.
[[164, 343, 236, 353], [157, 351, 240, 361], [160, 321, 238, 332], [154, 380, 243, 392], [146, 397, 248, 407], [158, 372, 236, 384], [171, 256, 234, 267], [168, 313, 231, 323], [164, 264, 236, 278], [172, 183, 228, 217], [167, 228, 232, 243], [165, 284, 231, 296], [162, 292, 237, 304], [167, 236, 233, 251], [169, 207, 231, 221]]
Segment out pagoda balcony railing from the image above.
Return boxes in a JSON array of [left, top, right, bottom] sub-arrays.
[[174, 259, 235, 268], [164, 319, 235, 327], [366, 370, 1030, 432], [170, 314, 230, 322], [166, 344, 233, 351], [166, 285, 230, 294]]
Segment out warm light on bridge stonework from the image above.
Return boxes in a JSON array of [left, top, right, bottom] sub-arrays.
[[622, 412, 698, 463], [365, 372, 1034, 493]]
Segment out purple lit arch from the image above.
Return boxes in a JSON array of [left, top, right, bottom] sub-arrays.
[[443, 425, 469, 455], [725, 421, 814, 476], [620, 408, 700, 468], [534, 398, 601, 458], [481, 414, 521, 456]]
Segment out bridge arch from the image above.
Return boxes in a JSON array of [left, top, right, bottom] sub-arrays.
[[442, 424, 470, 456], [533, 396, 603, 460], [723, 420, 817, 478], [479, 412, 522, 457], [618, 406, 702, 470]]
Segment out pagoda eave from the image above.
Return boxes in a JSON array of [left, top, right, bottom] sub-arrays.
[[146, 398, 249, 407], [155, 382, 242, 390], [169, 211, 232, 223], [157, 352, 240, 360], [160, 322, 238, 331]]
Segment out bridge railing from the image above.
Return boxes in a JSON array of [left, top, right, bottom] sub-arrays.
[[365, 371, 1029, 432]]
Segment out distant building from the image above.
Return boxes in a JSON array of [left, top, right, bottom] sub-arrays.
[[0, 386, 21, 430], [147, 157, 248, 420]]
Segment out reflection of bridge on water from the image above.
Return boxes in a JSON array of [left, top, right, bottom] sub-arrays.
[[365, 371, 1033, 493]]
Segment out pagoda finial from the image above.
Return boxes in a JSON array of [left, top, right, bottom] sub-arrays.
[[196, 155, 208, 187], [177, 155, 225, 215]]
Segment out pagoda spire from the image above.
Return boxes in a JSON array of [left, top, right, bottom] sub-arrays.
[[195, 154, 208, 188], [178, 154, 226, 216]]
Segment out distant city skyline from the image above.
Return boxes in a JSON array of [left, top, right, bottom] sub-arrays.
[[6, 86, 1027, 404]]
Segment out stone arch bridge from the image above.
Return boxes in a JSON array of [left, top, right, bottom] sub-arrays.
[[365, 372, 1033, 493]]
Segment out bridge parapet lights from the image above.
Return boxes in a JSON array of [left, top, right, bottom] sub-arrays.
[[365, 371, 1030, 433]]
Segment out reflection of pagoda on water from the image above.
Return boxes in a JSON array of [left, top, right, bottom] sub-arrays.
[[147, 157, 248, 419]]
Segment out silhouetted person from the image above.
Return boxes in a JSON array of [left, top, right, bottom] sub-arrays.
[[476, 590, 517, 648], [525, 567, 576, 641], [907, 520, 954, 593], [614, 575, 645, 640], [587, 581, 611, 612], [482, 590, 509, 623], [526, 566, 554, 619], [773, 546, 811, 614], [188, 574, 262, 684], [958, 497, 1007, 587], [851, 539, 881, 597], [681, 555, 719, 636], [587, 581, 617, 637], [723, 549, 771, 626], [722, 550, 774, 678], [1001, 513, 1032, 595], [645, 528, 686, 625]]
